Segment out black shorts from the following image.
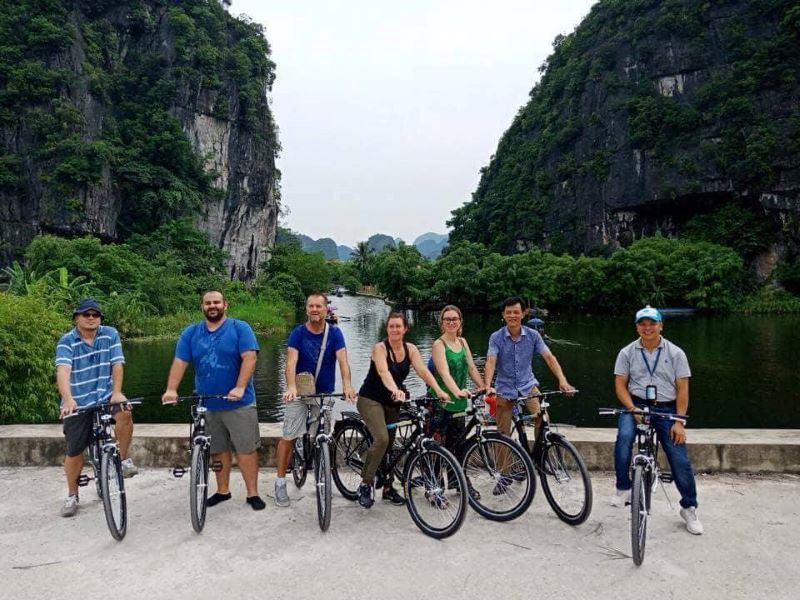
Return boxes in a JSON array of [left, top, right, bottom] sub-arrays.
[[63, 404, 129, 457]]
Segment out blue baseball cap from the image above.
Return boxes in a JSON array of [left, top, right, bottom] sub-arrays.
[[73, 297, 103, 317], [635, 305, 662, 323]]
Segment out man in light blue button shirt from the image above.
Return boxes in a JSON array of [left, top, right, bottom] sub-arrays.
[[484, 297, 575, 436]]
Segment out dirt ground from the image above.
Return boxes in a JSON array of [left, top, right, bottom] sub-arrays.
[[1, 468, 798, 600]]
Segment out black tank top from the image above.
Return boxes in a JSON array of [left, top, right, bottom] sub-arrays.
[[359, 340, 411, 405]]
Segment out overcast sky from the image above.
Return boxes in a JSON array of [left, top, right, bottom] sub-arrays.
[[232, 0, 597, 247]]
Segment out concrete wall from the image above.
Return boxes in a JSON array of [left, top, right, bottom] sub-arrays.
[[2, 425, 799, 473]]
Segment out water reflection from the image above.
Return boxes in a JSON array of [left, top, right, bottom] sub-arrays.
[[121, 296, 800, 428]]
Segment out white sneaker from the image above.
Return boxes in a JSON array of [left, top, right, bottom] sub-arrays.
[[121, 458, 139, 478], [610, 488, 631, 507], [274, 480, 290, 507], [680, 506, 704, 535], [61, 495, 79, 517]]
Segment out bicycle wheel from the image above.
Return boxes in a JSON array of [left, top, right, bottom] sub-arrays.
[[538, 435, 592, 525], [332, 420, 370, 500], [631, 464, 648, 566], [292, 436, 308, 488], [461, 432, 535, 522], [189, 441, 210, 533], [100, 448, 127, 541], [315, 441, 332, 531], [404, 444, 467, 539]]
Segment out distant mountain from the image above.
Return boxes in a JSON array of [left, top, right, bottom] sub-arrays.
[[297, 234, 339, 259], [413, 232, 449, 258], [367, 234, 396, 253], [337, 245, 354, 260]]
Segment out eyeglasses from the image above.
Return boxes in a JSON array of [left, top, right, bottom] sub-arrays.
[[80, 312, 101, 319], [442, 317, 461, 323]]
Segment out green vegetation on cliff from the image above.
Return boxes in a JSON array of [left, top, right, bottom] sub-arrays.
[[0, 0, 278, 255], [448, 0, 800, 266]]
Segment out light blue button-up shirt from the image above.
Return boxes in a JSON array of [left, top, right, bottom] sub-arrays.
[[487, 325, 550, 398]]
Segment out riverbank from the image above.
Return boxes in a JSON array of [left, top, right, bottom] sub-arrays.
[[2, 468, 798, 599], [2, 425, 798, 472]]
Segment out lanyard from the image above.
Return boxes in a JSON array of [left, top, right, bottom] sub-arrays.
[[639, 347, 662, 377]]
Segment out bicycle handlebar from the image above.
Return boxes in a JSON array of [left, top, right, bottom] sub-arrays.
[[165, 394, 230, 404], [64, 398, 142, 418], [598, 407, 688, 424]]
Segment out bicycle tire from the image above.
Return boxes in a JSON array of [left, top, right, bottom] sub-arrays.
[[331, 420, 371, 500], [315, 441, 332, 531], [292, 436, 308, 488], [100, 449, 127, 541], [461, 432, 535, 522], [403, 444, 467, 539], [631, 464, 648, 566], [189, 441, 210, 533], [538, 434, 593, 525]]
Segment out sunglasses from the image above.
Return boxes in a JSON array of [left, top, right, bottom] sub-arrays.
[[79, 312, 101, 319], [442, 317, 461, 323]]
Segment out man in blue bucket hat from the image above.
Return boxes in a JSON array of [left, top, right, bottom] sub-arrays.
[[56, 298, 137, 518], [610, 305, 703, 535]]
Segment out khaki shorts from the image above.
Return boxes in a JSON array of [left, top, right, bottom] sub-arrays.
[[495, 388, 541, 435], [282, 398, 319, 440], [206, 404, 261, 454]]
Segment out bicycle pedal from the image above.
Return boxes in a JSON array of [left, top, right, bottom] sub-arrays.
[[77, 474, 92, 486], [210, 461, 223, 472], [659, 472, 674, 483], [172, 466, 187, 478]]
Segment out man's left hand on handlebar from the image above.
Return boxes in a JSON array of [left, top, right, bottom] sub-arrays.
[[559, 381, 577, 396], [227, 386, 245, 401]]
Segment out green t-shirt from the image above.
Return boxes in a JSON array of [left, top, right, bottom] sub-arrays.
[[427, 339, 469, 413]]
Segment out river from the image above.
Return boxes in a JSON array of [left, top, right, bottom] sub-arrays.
[[123, 295, 800, 428]]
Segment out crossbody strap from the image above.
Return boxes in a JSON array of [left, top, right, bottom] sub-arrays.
[[314, 323, 329, 380]]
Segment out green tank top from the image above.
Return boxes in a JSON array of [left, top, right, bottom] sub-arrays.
[[428, 339, 469, 413]]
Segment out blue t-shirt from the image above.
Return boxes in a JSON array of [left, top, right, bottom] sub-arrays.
[[55, 325, 125, 407], [287, 324, 346, 393], [175, 318, 260, 411]]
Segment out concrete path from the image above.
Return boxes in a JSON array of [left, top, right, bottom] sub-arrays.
[[2, 468, 798, 599]]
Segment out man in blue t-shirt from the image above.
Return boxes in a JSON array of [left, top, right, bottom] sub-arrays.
[[162, 291, 265, 510], [273, 292, 356, 507], [56, 298, 135, 518]]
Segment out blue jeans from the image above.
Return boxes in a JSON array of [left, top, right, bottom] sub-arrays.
[[613, 402, 698, 509]]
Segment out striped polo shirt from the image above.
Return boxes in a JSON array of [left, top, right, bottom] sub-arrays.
[[55, 325, 125, 406]]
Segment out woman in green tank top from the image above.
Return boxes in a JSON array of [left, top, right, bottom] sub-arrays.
[[426, 305, 485, 452]]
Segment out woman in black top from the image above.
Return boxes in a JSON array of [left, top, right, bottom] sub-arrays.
[[356, 312, 450, 508]]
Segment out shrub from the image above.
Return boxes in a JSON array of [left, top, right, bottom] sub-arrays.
[[0, 294, 70, 423]]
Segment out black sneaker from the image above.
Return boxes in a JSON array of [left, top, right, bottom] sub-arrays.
[[382, 487, 406, 506], [357, 483, 374, 509]]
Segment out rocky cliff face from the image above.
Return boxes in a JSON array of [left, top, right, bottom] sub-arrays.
[[0, 1, 279, 280], [449, 0, 800, 270]]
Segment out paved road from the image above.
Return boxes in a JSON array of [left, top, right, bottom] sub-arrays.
[[1, 468, 798, 600]]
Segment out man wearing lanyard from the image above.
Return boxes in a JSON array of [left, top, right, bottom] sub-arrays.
[[611, 305, 703, 535]]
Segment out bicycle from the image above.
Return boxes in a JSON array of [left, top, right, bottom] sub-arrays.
[[331, 397, 468, 539], [170, 395, 224, 533], [288, 393, 344, 532], [72, 398, 141, 541], [440, 392, 536, 522], [507, 390, 593, 525], [598, 405, 688, 566]]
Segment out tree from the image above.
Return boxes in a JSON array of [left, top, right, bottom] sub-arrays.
[[350, 241, 375, 285]]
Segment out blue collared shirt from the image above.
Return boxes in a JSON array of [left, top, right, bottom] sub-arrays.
[[487, 325, 550, 398], [55, 325, 125, 407]]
